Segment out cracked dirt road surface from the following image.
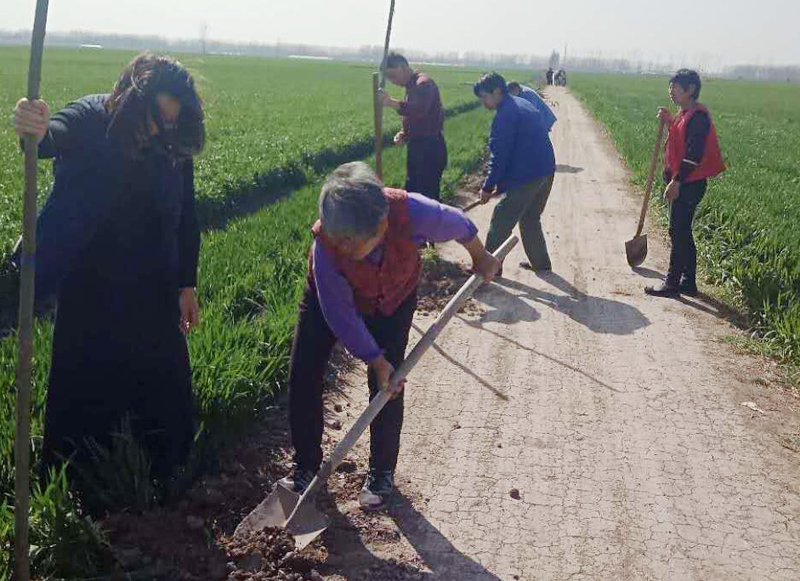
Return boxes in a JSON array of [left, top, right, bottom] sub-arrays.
[[324, 87, 800, 581]]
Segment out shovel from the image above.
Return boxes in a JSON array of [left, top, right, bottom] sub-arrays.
[[462, 199, 484, 213], [463, 191, 500, 213], [372, 0, 396, 180], [625, 118, 666, 267], [234, 234, 520, 550]]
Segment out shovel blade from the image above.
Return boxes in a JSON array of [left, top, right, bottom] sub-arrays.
[[234, 483, 300, 539], [625, 234, 648, 267], [285, 496, 330, 551], [233, 483, 330, 551]]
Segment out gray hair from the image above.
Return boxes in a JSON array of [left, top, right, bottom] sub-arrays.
[[319, 162, 388, 239]]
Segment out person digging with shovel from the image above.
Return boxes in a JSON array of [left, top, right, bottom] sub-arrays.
[[281, 161, 499, 511], [474, 72, 557, 276], [645, 69, 725, 298]]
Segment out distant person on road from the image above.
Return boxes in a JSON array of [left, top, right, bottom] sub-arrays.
[[555, 69, 567, 86], [474, 72, 557, 274], [379, 52, 447, 203], [507, 81, 557, 132], [12, 53, 205, 509], [281, 161, 499, 511], [546, 67, 555, 85], [645, 69, 725, 298]]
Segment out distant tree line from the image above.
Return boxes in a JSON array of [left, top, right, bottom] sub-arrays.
[[0, 29, 796, 82], [722, 64, 800, 83]]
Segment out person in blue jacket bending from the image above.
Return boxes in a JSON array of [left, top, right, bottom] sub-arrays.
[[507, 81, 557, 132], [474, 72, 557, 274]]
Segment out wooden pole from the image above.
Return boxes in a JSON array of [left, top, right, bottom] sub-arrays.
[[373, 0, 396, 181], [373, 72, 383, 180], [16, 2, 49, 580], [379, 0, 396, 89]]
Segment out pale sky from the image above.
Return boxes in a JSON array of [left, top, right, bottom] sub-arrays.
[[3, 0, 798, 68]]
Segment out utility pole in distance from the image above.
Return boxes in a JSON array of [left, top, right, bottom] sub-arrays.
[[200, 21, 208, 55]]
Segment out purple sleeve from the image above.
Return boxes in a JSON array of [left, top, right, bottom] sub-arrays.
[[406, 193, 478, 245], [312, 241, 383, 362]]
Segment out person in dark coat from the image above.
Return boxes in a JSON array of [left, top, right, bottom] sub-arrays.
[[12, 53, 205, 502]]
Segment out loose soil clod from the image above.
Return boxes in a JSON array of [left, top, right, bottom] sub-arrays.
[[418, 253, 483, 315], [222, 527, 323, 580]]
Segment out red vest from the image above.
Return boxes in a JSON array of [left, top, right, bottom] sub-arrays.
[[308, 188, 421, 317], [664, 104, 726, 183]]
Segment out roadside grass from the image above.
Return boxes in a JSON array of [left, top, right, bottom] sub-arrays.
[[570, 73, 800, 383]]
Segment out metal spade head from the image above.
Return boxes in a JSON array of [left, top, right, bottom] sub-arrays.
[[625, 234, 648, 267], [233, 482, 330, 551], [284, 494, 330, 551]]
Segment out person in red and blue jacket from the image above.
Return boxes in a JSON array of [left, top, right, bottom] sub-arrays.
[[646, 69, 725, 297], [280, 161, 499, 511]]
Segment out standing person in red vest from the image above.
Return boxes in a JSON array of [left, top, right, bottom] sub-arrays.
[[646, 69, 725, 297], [380, 52, 448, 203], [280, 161, 499, 510]]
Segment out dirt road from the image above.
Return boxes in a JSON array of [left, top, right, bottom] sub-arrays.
[[321, 87, 800, 581]]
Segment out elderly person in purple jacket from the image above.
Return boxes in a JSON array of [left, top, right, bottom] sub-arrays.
[[280, 161, 499, 511]]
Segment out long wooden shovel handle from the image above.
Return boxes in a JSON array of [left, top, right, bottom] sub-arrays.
[[463, 199, 484, 213], [286, 234, 519, 522], [16, 3, 49, 581], [463, 192, 500, 213], [634, 119, 667, 238]]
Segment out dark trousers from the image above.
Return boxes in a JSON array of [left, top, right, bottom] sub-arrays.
[[667, 179, 707, 287], [42, 320, 195, 488], [405, 134, 448, 202], [288, 285, 417, 473], [485, 174, 555, 269]]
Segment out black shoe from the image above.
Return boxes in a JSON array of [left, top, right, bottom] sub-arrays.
[[678, 278, 698, 296], [644, 283, 680, 297], [358, 469, 395, 511], [520, 261, 552, 273], [278, 466, 316, 494]]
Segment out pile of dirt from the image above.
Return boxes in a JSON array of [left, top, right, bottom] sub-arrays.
[[99, 354, 363, 581], [101, 407, 303, 580], [223, 527, 326, 581], [104, 446, 296, 580], [417, 253, 482, 316]]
